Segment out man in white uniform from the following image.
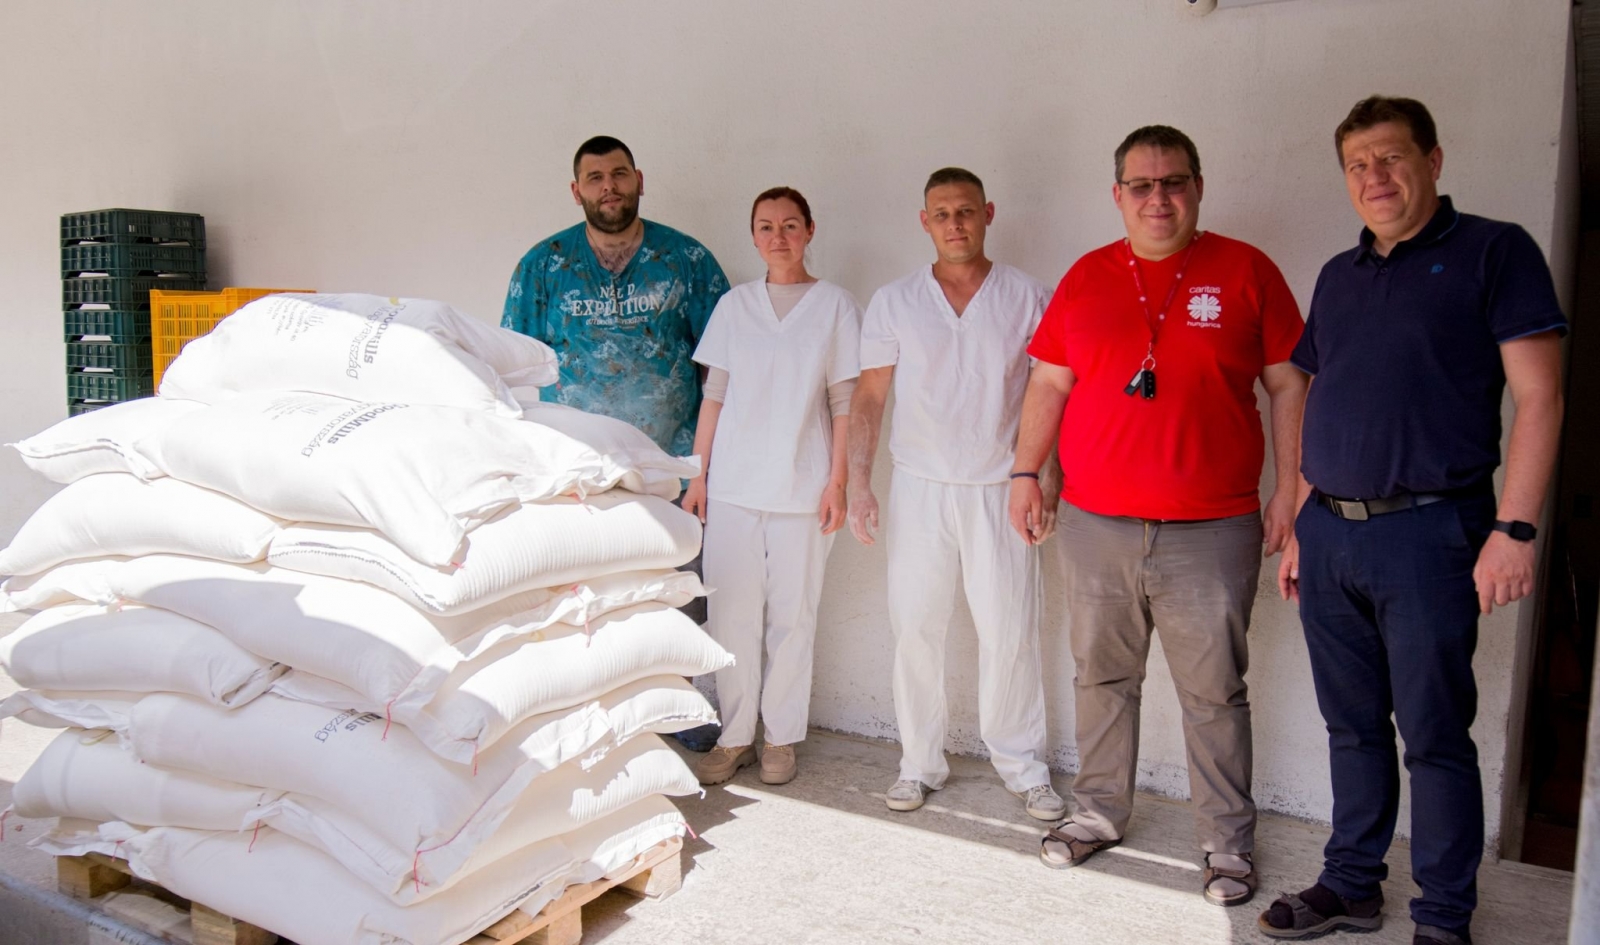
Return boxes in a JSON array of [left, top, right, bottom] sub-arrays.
[[847, 167, 1065, 820]]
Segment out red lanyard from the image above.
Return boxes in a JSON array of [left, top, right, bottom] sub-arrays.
[[1124, 234, 1200, 358]]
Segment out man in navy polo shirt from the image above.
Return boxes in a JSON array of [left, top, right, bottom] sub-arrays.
[[1260, 98, 1566, 945]]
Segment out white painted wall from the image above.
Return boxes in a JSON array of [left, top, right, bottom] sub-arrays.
[[0, 0, 1576, 850]]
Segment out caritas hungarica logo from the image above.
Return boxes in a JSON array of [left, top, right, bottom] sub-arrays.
[[1187, 291, 1222, 327]]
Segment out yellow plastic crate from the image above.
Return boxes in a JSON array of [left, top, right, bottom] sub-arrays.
[[150, 287, 314, 385]]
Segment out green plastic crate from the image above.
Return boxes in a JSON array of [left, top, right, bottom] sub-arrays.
[[63, 308, 152, 342], [62, 242, 206, 278], [66, 371, 154, 402], [66, 341, 153, 374], [64, 276, 206, 309], [60, 209, 205, 247]]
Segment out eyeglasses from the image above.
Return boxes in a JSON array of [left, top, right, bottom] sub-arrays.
[[1117, 174, 1194, 199]]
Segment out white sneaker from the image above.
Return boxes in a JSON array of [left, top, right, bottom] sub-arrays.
[[885, 779, 932, 812], [1012, 783, 1068, 821]]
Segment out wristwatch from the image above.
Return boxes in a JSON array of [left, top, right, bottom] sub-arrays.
[[1493, 520, 1538, 542]]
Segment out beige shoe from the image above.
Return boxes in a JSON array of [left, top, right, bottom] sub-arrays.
[[760, 743, 797, 785], [695, 744, 755, 785]]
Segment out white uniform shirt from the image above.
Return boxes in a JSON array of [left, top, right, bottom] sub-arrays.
[[860, 263, 1047, 485], [693, 279, 862, 513]]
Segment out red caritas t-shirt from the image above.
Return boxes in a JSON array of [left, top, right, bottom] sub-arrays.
[[1028, 233, 1304, 520]]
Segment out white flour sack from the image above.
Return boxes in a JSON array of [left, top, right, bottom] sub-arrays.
[[403, 602, 732, 757], [35, 821, 571, 945], [131, 678, 710, 868], [268, 493, 702, 615], [0, 689, 140, 731], [7, 397, 201, 484], [133, 392, 698, 567], [158, 293, 559, 416], [0, 557, 706, 733], [0, 555, 464, 717], [562, 793, 687, 887], [0, 474, 279, 577], [272, 669, 717, 766], [0, 603, 284, 707], [516, 400, 698, 500], [259, 733, 697, 902], [130, 691, 600, 875], [13, 729, 279, 829]]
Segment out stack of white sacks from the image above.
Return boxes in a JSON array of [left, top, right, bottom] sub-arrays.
[[0, 293, 733, 945]]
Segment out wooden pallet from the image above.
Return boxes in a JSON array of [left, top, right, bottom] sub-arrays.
[[466, 836, 684, 945], [58, 852, 277, 945]]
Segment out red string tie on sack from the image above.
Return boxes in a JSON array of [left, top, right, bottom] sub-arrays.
[[248, 820, 263, 853], [413, 850, 423, 895], [471, 741, 480, 777], [112, 839, 123, 861], [683, 819, 698, 841], [382, 699, 395, 740]]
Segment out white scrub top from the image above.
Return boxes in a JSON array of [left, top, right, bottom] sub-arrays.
[[693, 279, 862, 513], [859, 262, 1047, 485]]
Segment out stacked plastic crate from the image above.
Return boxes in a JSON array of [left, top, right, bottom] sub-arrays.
[[61, 210, 207, 415]]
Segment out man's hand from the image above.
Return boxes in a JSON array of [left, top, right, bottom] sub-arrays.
[[682, 477, 708, 523], [1033, 503, 1059, 544], [1277, 535, 1300, 602], [818, 481, 847, 536], [847, 484, 879, 545], [1008, 477, 1052, 545], [1262, 488, 1296, 557], [1473, 530, 1537, 614]]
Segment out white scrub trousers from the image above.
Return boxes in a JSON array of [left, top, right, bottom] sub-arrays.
[[703, 499, 835, 748], [886, 468, 1049, 792]]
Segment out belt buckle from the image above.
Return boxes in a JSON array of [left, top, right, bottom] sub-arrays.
[[1334, 498, 1369, 522]]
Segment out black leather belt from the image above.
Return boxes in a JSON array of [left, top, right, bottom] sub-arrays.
[[1318, 491, 1452, 522]]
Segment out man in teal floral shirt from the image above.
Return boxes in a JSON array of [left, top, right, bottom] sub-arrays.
[[503, 135, 729, 456]]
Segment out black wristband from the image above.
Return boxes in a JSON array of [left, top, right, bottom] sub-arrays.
[[1493, 520, 1537, 541], [1009, 471, 1039, 481]]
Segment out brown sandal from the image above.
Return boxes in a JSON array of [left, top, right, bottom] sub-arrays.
[[1038, 820, 1121, 870], [1202, 852, 1258, 907]]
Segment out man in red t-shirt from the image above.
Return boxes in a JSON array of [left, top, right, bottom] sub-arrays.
[[1009, 125, 1307, 907]]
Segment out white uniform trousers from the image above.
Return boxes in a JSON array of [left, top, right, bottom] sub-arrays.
[[703, 499, 835, 748], [886, 468, 1049, 792]]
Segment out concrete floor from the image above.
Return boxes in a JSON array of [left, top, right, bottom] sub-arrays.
[[0, 609, 1578, 945], [577, 733, 1576, 945]]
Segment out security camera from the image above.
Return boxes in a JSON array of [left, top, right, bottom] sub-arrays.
[[1184, 0, 1217, 14]]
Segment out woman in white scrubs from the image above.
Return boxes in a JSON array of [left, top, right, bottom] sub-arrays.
[[683, 187, 861, 787]]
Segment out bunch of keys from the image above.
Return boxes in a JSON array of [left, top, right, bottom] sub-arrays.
[[1124, 355, 1157, 400]]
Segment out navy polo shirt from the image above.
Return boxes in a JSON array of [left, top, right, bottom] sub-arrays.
[[1295, 196, 1566, 499]]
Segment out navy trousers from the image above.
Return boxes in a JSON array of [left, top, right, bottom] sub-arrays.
[[1296, 489, 1494, 935]]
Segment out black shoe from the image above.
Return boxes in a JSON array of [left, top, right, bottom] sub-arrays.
[[673, 723, 722, 752], [1414, 925, 1471, 945]]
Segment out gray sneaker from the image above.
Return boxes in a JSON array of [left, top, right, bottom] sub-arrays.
[[885, 778, 934, 812], [1011, 783, 1068, 821]]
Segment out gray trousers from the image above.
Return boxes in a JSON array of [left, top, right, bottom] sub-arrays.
[[1059, 504, 1262, 853]]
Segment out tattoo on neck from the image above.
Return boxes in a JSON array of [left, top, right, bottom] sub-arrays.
[[591, 231, 643, 274]]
